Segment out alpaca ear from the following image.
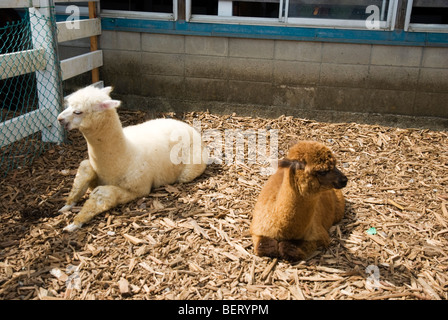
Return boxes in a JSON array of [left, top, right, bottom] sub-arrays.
[[278, 158, 293, 168], [292, 160, 306, 172], [279, 159, 306, 172], [99, 99, 121, 110], [101, 86, 113, 95]]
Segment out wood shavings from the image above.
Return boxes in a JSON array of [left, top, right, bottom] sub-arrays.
[[118, 278, 131, 297], [0, 110, 447, 300]]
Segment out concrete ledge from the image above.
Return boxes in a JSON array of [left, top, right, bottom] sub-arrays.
[[100, 18, 448, 48], [113, 94, 448, 131]]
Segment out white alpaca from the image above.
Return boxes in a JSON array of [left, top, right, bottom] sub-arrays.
[[57, 86, 206, 232]]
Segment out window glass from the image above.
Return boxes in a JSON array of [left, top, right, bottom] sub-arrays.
[[410, 0, 448, 25], [101, 0, 173, 13], [191, 0, 279, 18], [288, 0, 390, 21], [189, 1, 395, 29], [191, 0, 218, 15], [233, 1, 279, 18]]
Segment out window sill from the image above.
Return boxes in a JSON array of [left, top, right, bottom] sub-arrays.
[[100, 17, 448, 47]]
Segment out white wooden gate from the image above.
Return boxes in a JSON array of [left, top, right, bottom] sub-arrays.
[[0, 0, 102, 149], [56, 0, 102, 84]]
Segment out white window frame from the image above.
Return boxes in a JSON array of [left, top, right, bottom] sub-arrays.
[[186, 0, 285, 26], [404, 0, 448, 33], [186, 0, 398, 30], [100, 0, 178, 21], [285, 0, 397, 30]]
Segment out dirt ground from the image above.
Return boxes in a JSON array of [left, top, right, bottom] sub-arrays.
[[1, 110, 447, 300]]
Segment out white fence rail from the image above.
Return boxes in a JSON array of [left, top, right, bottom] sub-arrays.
[[57, 18, 101, 42], [56, 0, 102, 83], [0, 49, 46, 80], [0, 0, 103, 149], [0, 0, 64, 147], [61, 50, 102, 81], [0, 1, 41, 8]]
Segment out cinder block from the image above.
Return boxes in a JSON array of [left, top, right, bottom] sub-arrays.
[[184, 77, 228, 101], [273, 61, 320, 86], [102, 73, 142, 96], [228, 80, 275, 105], [185, 36, 228, 56], [367, 66, 419, 90], [315, 86, 366, 112], [273, 85, 315, 110], [227, 57, 272, 82], [322, 42, 370, 65], [140, 74, 185, 98], [414, 92, 448, 118], [229, 38, 274, 59], [142, 34, 185, 53], [320, 63, 369, 88], [363, 89, 415, 115], [141, 52, 184, 76], [100, 31, 141, 51], [102, 49, 142, 76], [418, 68, 448, 93], [275, 40, 321, 62], [422, 47, 448, 68], [371, 45, 422, 67], [185, 55, 227, 79]]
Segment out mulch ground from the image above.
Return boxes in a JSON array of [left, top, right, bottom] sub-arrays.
[[1, 110, 447, 300]]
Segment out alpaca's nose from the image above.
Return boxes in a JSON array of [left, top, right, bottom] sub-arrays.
[[57, 116, 69, 130], [339, 175, 348, 188]]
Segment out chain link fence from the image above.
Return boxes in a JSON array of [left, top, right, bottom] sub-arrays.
[[0, 6, 64, 177]]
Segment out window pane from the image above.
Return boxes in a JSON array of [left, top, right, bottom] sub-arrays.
[[233, 1, 279, 18], [191, 0, 279, 18], [288, 0, 389, 21], [192, 0, 218, 15], [101, 0, 173, 13], [410, 0, 448, 24]]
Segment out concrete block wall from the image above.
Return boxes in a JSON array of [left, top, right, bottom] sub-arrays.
[[60, 30, 448, 125]]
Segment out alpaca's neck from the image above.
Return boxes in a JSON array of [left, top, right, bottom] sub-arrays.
[[82, 111, 129, 169], [277, 169, 318, 224]]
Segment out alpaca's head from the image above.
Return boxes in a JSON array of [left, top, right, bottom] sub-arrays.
[[57, 86, 121, 132], [279, 141, 347, 194]]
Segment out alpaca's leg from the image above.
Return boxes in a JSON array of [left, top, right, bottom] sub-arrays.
[[252, 235, 279, 257], [177, 162, 206, 183], [59, 160, 97, 212], [298, 240, 323, 258], [64, 185, 137, 232], [278, 240, 307, 261], [280, 224, 332, 261], [177, 136, 207, 183], [279, 236, 329, 261]]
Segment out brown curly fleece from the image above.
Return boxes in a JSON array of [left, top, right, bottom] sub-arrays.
[[287, 140, 337, 173], [250, 141, 347, 261]]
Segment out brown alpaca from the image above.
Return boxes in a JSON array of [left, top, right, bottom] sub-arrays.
[[250, 141, 348, 261]]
